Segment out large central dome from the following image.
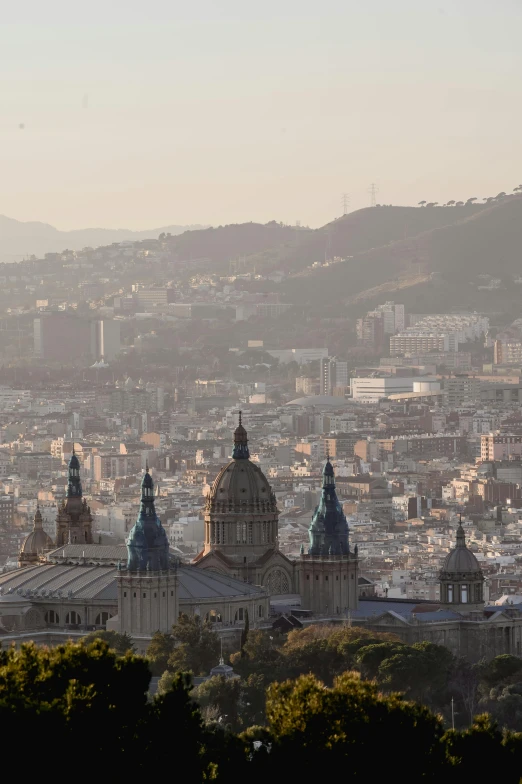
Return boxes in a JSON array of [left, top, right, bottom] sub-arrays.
[[207, 415, 277, 514], [199, 415, 279, 564]]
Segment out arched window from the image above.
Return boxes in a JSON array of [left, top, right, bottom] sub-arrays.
[[447, 584, 453, 603], [266, 569, 290, 595], [205, 609, 222, 623], [258, 604, 264, 618], [95, 612, 111, 626], [235, 607, 244, 622], [461, 585, 468, 604], [65, 611, 81, 625], [45, 610, 59, 625]]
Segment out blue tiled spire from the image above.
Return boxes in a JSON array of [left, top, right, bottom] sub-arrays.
[[126, 466, 169, 571], [307, 456, 350, 556]]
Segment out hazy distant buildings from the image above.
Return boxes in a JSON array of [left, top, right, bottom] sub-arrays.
[[351, 376, 418, 402], [34, 313, 90, 362], [321, 357, 349, 396], [134, 288, 169, 310], [295, 376, 318, 396], [494, 338, 522, 365], [356, 301, 405, 350], [34, 313, 120, 362], [481, 434, 522, 462], [90, 319, 121, 361], [235, 302, 292, 320], [390, 313, 488, 357], [266, 348, 328, 364], [380, 352, 472, 370], [390, 332, 458, 355]]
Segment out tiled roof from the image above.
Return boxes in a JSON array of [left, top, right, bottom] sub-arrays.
[[177, 567, 265, 600], [47, 544, 127, 561], [0, 562, 265, 603]]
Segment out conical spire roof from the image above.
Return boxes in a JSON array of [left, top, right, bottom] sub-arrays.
[[307, 458, 349, 556], [126, 467, 169, 572]]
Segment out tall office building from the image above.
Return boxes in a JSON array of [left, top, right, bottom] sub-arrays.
[[321, 357, 349, 396], [90, 319, 121, 361], [34, 313, 120, 362]]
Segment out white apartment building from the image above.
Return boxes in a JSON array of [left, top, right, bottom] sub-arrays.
[[390, 332, 458, 355], [409, 313, 489, 341]]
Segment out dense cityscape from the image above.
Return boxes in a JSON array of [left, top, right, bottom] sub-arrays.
[[2, 210, 522, 657], [4, 2, 522, 777]]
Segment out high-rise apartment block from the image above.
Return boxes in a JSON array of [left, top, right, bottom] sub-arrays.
[[356, 302, 405, 350], [34, 313, 121, 362], [321, 357, 349, 396]]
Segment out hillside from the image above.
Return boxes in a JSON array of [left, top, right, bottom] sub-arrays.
[[243, 203, 487, 274], [163, 221, 309, 266], [0, 215, 206, 263], [279, 197, 522, 320]]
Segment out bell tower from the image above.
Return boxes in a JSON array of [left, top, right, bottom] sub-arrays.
[[56, 449, 93, 546]]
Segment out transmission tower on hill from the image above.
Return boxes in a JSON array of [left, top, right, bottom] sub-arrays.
[[368, 182, 379, 207], [341, 193, 350, 215]]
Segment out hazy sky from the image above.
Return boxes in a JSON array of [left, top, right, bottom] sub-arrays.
[[1, 0, 521, 229]]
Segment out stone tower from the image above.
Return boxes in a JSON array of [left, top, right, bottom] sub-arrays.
[[117, 468, 178, 637], [439, 522, 484, 613], [55, 450, 93, 546], [296, 457, 358, 615], [19, 505, 54, 567], [194, 414, 294, 593]]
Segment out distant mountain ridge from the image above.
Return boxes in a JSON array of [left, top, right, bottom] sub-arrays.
[[0, 214, 208, 263]]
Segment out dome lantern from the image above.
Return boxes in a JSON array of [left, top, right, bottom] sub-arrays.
[[232, 411, 250, 460], [439, 519, 484, 611]]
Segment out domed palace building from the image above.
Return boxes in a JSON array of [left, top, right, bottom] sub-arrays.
[[195, 416, 359, 613], [194, 415, 296, 595]]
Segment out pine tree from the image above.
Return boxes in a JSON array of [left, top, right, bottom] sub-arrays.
[[240, 609, 249, 658]]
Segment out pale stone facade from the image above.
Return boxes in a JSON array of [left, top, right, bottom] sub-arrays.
[[194, 417, 295, 593], [117, 570, 178, 637]]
